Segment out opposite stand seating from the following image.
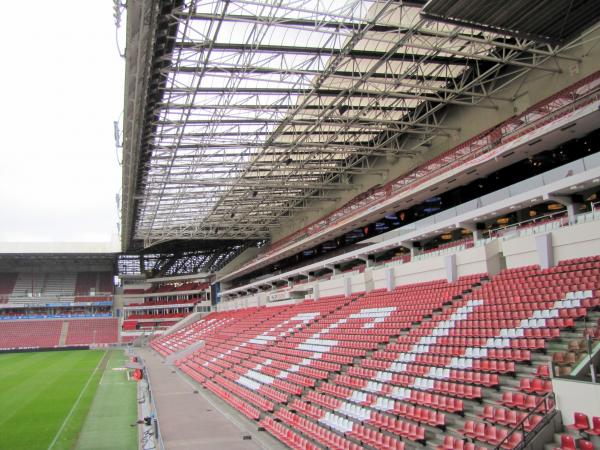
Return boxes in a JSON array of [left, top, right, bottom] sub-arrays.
[[0, 320, 62, 349], [65, 318, 119, 345]]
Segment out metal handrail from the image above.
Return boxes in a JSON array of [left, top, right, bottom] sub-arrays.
[[489, 200, 600, 239], [494, 391, 556, 450], [137, 352, 166, 450], [487, 211, 568, 238]]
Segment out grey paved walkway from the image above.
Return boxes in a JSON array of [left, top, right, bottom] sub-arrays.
[[137, 348, 287, 450]]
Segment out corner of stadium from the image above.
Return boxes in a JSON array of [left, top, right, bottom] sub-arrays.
[[3, 1, 600, 449]]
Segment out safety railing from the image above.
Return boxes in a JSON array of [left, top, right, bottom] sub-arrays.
[[487, 211, 569, 239], [495, 391, 557, 450], [136, 352, 166, 450]]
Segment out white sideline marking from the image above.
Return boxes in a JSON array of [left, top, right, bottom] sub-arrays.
[[47, 351, 107, 450], [98, 357, 110, 386]]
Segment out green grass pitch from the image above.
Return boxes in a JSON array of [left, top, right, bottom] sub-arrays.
[[0, 349, 137, 450]]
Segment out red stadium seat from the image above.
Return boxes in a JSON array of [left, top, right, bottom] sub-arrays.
[[569, 412, 591, 432], [555, 434, 577, 450], [589, 416, 600, 436]]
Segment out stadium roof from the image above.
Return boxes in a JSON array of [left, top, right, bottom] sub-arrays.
[[0, 241, 120, 255], [122, 0, 586, 259]]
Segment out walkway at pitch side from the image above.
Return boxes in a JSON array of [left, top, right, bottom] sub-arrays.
[[137, 348, 287, 450]]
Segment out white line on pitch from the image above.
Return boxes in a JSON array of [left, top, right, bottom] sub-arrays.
[[47, 351, 107, 450], [98, 353, 112, 385]]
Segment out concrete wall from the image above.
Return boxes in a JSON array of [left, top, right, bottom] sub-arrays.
[[393, 257, 446, 287], [380, 240, 502, 289], [501, 234, 539, 268], [372, 266, 389, 291], [219, 291, 305, 310], [483, 239, 505, 276], [347, 273, 369, 294], [456, 244, 494, 277], [221, 222, 600, 308], [553, 221, 600, 263], [319, 277, 346, 298], [553, 378, 600, 425], [502, 220, 600, 268], [266, 298, 296, 307], [219, 293, 264, 310]]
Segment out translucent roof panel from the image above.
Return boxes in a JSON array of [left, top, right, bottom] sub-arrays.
[[122, 0, 573, 249]]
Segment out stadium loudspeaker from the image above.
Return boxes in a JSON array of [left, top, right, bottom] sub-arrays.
[[475, 222, 486, 230]]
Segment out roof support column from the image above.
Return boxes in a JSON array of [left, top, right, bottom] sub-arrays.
[[459, 221, 484, 245], [357, 255, 373, 269], [344, 277, 352, 298], [401, 241, 418, 257], [545, 194, 580, 224], [386, 267, 395, 292], [325, 264, 340, 275], [312, 283, 320, 301], [304, 272, 315, 282], [444, 253, 457, 283]]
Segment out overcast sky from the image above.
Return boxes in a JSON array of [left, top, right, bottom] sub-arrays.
[[0, 2, 124, 244]]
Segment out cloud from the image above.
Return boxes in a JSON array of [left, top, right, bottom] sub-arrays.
[[0, 1, 123, 244]]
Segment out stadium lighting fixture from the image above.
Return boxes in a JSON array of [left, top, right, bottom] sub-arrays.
[[113, 121, 121, 148], [113, 0, 123, 28]]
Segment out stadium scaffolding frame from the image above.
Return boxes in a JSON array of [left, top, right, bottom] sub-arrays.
[[122, 0, 594, 259]]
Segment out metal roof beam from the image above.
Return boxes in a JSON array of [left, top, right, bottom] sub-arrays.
[[155, 102, 416, 112], [167, 65, 453, 82], [147, 142, 382, 150], [173, 42, 468, 66], [174, 11, 580, 62], [140, 180, 352, 189], [122, 0, 580, 249], [177, 12, 399, 33], [154, 87, 497, 107]]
